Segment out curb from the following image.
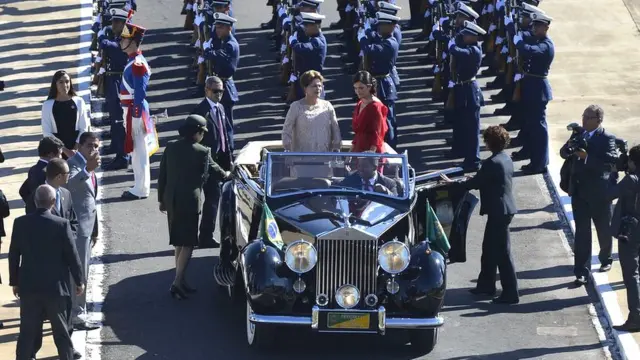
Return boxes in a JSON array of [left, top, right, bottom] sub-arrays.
[[545, 143, 640, 360]]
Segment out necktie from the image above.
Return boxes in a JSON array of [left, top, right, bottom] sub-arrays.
[[91, 172, 97, 189], [363, 181, 373, 191], [217, 108, 227, 153], [55, 189, 61, 213]]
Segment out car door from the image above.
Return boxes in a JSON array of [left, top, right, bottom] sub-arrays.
[[413, 167, 479, 264]]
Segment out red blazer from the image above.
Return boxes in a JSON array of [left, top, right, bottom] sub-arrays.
[[352, 100, 388, 153]]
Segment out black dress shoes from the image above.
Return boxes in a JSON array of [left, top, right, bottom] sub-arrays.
[[121, 191, 147, 201], [73, 321, 100, 331], [520, 164, 547, 175], [599, 263, 612, 272], [492, 296, 519, 305], [614, 320, 640, 332], [103, 157, 128, 171], [574, 276, 588, 286], [468, 288, 496, 297], [74, 348, 83, 359]]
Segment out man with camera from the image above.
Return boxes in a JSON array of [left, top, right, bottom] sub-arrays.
[[609, 145, 640, 332], [560, 105, 618, 285]]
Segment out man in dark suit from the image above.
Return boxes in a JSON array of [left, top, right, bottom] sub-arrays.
[[560, 105, 618, 285], [9, 185, 85, 360], [340, 153, 398, 196], [442, 126, 519, 304], [191, 76, 234, 246], [19, 136, 64, 214]]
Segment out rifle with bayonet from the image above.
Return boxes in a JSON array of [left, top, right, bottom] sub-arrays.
[[431, 0, 445, 98], [357, 0, 371, 72], [507, 0, 522, 102], [483, 0, 496, 59], [279, 0, 293, 86], [444, 0, 456, 110], [195, 4, 207, 86], [284, 1, 298, 103]]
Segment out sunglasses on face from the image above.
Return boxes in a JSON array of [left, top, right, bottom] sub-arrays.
[[207, 88, 224, 94]]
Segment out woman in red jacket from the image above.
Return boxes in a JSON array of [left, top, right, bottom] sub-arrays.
[[351, 71, 389, 154]]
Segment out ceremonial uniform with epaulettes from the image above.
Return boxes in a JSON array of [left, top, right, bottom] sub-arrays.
[[289, 12, 327, 100]]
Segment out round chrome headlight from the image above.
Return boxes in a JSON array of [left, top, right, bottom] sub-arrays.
[[284, 240, 317, 274], [378, 241, 410, 274], [335, 284, 360, 309]]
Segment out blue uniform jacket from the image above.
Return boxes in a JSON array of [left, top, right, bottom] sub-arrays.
[[292, 32, 327, 74], [98, 26, 128, 73], [516, 35, 554, 103], [204, 34, 240, 104], [359, 32, 399, 102], [449, 36, 484, 109], [369, 24, 402, 86]]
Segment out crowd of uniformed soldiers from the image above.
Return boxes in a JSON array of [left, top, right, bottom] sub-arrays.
[[91, 0, 555, 175]]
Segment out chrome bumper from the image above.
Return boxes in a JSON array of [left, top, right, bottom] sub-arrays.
[[248, 306, 444, 333]]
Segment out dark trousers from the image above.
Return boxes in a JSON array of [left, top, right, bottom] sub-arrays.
[[454, 106, 481, 167], [17, 295, 73, 360], [383, 101, 397, 150], [572, 194, 613, 278], [221, 100, 235, 150], [199, 152, 231, 243], [619, 236, 640, 322], [476, 214, 519, 299], [408, 0, 423, 27], [106, 76, 129, 160], [519, 102, 549, 170]]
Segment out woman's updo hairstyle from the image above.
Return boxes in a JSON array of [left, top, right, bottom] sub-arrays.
[[353, 70, 377, 95]]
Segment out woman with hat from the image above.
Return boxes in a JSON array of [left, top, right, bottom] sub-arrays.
[[158, 114, 230, 300]]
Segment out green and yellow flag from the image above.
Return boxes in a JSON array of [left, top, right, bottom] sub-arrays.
[[259, 204, 284, 250], [426, 200, 451, 256]]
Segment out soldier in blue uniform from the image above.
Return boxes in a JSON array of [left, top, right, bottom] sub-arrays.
[[510, 11, 554, 174], [100, 8, 132, 171], [358, 11, 400, 149], [276, 0, 321, 54], [375, 2, 402, 88], [204, 13, 240, 132], [448, 20, 486, 172], [289, 12, 327, 100], [208, 0, 235, 37]]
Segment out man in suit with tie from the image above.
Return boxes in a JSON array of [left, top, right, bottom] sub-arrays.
[[560, 105, 618, 285], [442, 126, 519, 304], [65, 132, 101, 330], [340, 153, 398, 196], [191, 76, 234, 246], [9, 185, 85, 360], [19, 136, 64, 214]]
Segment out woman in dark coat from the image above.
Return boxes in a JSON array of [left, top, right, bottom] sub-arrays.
[[158, 115, 229, 300]]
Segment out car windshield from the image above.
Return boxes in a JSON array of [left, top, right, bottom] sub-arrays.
[[266, 152, 409, 199]]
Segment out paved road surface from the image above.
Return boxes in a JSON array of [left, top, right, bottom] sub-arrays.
[[95, 0, 613, 358]]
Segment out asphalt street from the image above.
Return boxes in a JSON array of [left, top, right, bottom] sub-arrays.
[[95, 0, 614, 358]]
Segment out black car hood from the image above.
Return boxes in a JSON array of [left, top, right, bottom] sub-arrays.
[[273, 194, 408, 241]]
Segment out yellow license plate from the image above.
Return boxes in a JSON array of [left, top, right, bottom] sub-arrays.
[[327, 313, 370, 329]]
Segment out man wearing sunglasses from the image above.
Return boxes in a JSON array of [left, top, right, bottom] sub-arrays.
[[191, 76, 234, 248]]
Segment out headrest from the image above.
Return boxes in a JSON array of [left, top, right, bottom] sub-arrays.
[[455, 3, 479, 20], [460, 20, 487, 36], [213, 12, 237, 25], [376, 11, 401, 23], [301, 12, 326, 24]]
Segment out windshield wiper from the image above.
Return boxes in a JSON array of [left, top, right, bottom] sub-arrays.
[[297, 211, 372, 226]]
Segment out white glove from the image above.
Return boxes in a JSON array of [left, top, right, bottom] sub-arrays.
[[293, 31, 298, 40], [432, 23, 439, 32], [98, 68, 106, 75], [504, 14, 513, 26], [424, 9, 431, 18], [364, 21, 371, 31], [194, 39, 201, 48], [514, 73, 523, 82], [433, 65, 440, 74], [97, 27, 105, 38], [481, 5, 489, 15], [186, 3, 193, 10], [95, 56, 102, 64], [359, 50, 364, 58], [345, 4, 353, 12], [203, 39, 212, 50], [439, 16, 448, 25], [448, 81, 455, 88], [513, 33, 522, 44], [124, 3, 131, 12], [497, 0, 505, 10], [280, 43, 287, 52], [442, 51, 447, 60], [288, 74, 297, 83], [197, 56, 205, 65], [194, 15, 203, 26], [429, 0, 436, 4], [282, 56, 289, 64], [357, 29, 366, 42], [487, 4, 494, 13], [501, 46, 508, 54], [278, 7, 286, 17], [429, 33, 435, 41], [283, 17, 291, 25], [507, 56, 513, 63], [288, 35, 296, 44], [447, 38, 455, 50], [496, 36, 504, 45], [488, 24, 497, 33]]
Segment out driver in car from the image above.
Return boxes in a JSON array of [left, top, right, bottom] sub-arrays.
[[340, 152, 398, 196]]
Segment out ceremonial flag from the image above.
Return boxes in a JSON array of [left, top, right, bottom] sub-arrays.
[[426, 200, 450, 256], [259, 203, 284, 250]]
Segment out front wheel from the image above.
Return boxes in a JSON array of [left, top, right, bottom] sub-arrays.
[[409, 328, 438, 354], [245, 300, 275, 349]]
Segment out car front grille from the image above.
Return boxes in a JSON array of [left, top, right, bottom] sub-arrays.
[[315, 238, 378, 308]]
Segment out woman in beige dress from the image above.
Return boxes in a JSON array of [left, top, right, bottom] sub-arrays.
[[282, 70, 342, 178]]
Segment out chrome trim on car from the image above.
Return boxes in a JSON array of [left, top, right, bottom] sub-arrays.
[[248, 307, 444, 331]]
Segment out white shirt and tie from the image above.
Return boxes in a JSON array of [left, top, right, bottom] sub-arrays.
[[45, 180, 62, 214], [362, 173, 378, 191], [583, 128, 597, 164], [206, 98, 227, 154]]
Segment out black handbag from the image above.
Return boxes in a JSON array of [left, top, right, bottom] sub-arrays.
[[617, 175, 640, 242], [559, 157, 573, 194]]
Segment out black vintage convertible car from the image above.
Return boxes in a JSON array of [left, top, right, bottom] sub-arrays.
[[213, 141, 478, 353]]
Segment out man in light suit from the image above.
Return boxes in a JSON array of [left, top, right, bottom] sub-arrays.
[[191, 76, 234, 247], [64, 132, 101, 331], [10, 185, 85, 360]]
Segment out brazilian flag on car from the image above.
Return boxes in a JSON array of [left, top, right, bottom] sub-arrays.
[[259, 204, 284, 250], [426, 201, 450, 256]]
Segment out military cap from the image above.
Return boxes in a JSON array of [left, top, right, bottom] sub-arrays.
[[184, 115, 209, 132], [109, 8, 130, 21], [121, 23, 145, 42], [461, 20, 487, 36], [210, 0, 231, 6], [376, 11, 401, 24], [530, 12, 552, 24], [378, 1, 401, 15], [455, 3, 480, 20], [299, 0, 324, 8], [213, 12, 237, 26], [521, 3, 545, 16], [301, 12, 326, 24]]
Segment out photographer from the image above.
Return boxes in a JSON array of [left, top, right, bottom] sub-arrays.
[[609, 145, 640, 332], [560, 105, 617, 285]]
